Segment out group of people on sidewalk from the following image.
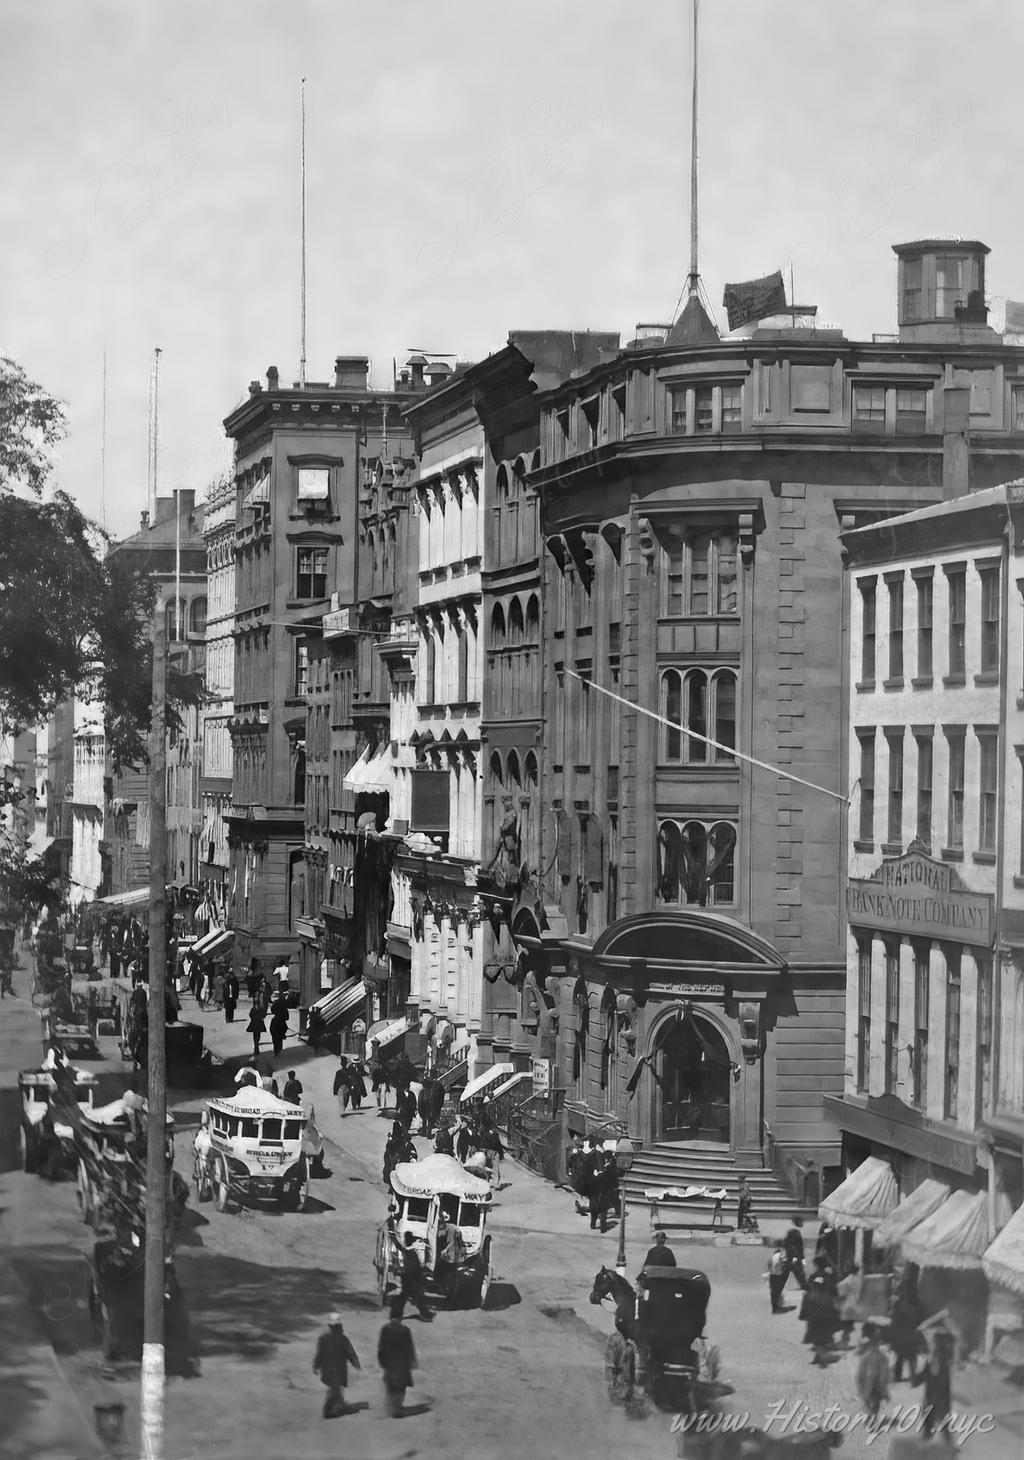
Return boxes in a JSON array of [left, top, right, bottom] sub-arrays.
[[567, 1136, 621, 1232], [312, 1307, 419, 1421]]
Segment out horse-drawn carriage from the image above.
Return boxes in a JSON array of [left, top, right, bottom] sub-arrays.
[[17, 1065, 97, 1175], [85, 1238, 196, 1372], [74, 1091, 184, 1241], [375, 1153, 494, 1310], [192, 1085, 316, 1212], [592, 1263, 714, 1412]]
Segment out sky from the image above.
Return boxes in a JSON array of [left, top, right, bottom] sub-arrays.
[[1, 0, 1021, 543]]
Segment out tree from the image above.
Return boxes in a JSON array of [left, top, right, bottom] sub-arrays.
[[0, 356, 66, 497]]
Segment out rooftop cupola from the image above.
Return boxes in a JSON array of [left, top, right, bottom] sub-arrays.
[[893, 238, 996, 343]]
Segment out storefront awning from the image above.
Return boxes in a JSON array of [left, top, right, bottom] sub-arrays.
[[343, 748, 371, 792], [460, 1063, 514, 1103], [437, 1058, 468, 1091], [192, 928, 234, 961], [310, 977, 367, 1028], [367, 1016, 409, 1051], [361, 745, 392, 796], [819, 1156, 898, 1230], [873, 1180, 951, 1249], [983, 1201, 1024, 1298], [902, 1188, 996, 1271], [489, 1070, 533, 1101], [96, 886, 150, 910]]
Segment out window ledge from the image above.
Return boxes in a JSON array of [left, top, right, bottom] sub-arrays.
[[853, 839, 875, 854], [911, 676, 934, 690], [972, 851, 997, 865], [941, 847, 964, 862], [942, 675, 967, 689], [974, 672, 1001, 687], [882, 678, 905, 691], [856, 680, 876, 693]]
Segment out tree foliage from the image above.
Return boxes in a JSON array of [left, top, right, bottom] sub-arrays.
[[0, 356, 66, 497]]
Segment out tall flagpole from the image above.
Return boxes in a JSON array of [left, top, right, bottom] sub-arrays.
[[689, 0, 699, 296], [100, 348, 107, 532], [300, 77, 307, 387]]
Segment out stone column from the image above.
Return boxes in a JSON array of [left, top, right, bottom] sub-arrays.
[[869, 936, 886, 1098], [957, 947, 978, 1131], [897, 939, 916, 1105]]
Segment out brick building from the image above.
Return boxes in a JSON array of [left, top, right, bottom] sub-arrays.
[[486, 238, 1024, 1190]]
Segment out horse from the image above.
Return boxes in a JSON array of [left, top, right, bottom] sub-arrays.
[[590, 1265, 638, 1340]]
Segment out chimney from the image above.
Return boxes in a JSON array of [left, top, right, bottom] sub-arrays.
[[267, 366, 280, 391], [248, 380, 261, 397], [942, 384, 970, 498], [334, 356, 370, 389], [407, 354, 426, 389]]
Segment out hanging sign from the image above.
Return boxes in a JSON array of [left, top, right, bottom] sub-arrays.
[[532, 1058, 551, 1092]]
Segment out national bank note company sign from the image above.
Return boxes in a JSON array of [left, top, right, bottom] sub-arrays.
[[847, 847, 993, 946]]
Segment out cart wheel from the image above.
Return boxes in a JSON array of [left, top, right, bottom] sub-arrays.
[[18, 1125, 37, 1174], [77, 1158, 93, 1220], [213, 1154, 232, 1213], [193, 1155, 212, 1205], [473, 1238, 493, 1309]]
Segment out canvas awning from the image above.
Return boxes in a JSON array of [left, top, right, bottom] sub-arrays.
[[360, 745, 392, 796], [983, 1202, 1024, 1297], [901, 1189, 994, 1271], [343, 748, 371, 792], [309, 977, 367, 1028], [819, 1156, 898, 1230], [489, 1071, 532, 1101], [367, 1016, 409, 1051], [873, 1180, 951, 1249], [96, 886, 150, 910], [460, 1063, 514, 1103], [191, 928, 234, 962]]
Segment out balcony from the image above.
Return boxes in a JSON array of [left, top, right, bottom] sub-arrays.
[[377, 619, 419, 663], [322, 606, 358, 639]]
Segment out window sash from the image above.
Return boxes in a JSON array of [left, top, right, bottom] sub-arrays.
[[886, 735, 904, 845], [888, 579, 904, 679], [947, 571, 966, 677], [946, 733, 965, 849], [978, 734, 998, 852], [858, 732, 875, 842], [861, 584, 877, 681], [917, 576, 933, 678], [979, 568, 1000, 674], [915, 736, 933, 847]]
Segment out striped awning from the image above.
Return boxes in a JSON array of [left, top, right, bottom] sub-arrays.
[[243, 472, 269, 508], [367, 1016, 409, 1051], [460, 1063, 514, 1103], [192, 928, 234, 961], [343, 748, 371, 792], [309, 977, 367, 1028]]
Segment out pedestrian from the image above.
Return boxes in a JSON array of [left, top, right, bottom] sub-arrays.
[[800, 1253, 840, 1364], [378, 1302, 417, 1418], [246, 959, 258, 1003], [283, 1070, 303, 1105], [211, 968, 226, 1011], [346, 1060, 367, 1111], [765, 1244, 788, 1314], [835, 1262, 861, 1344], [482, 1118, 504, 1187], [589, 1148, 613, 1233], [567, 1134, 585, 1190], [783, 1214, 808, 1291], [912, 1327, 954, 1437], [454, 1117, 472, 1165], [334, 1056, 351, 1116], [604, 1316, 645, 1416], [246, 1004, 266, 1059], [640, 1230, 677, 1272], [396, 1233, 432, 1322], [269, 995, 289, 1057], [856, 1322, 891, 1427], [312, 1312, 360, 1419], [816, 1220, 839, 1273], [736, 1174, 754, 1232], [223, 969, 239, 1024], [199, 967, 212, 1008], [888, 1268, 924, 1382], [397, 1085, 417, 1132], [274, 954, 291, 993], [434, 1123, 454, 1156], [262, 1063, 279, 1097]]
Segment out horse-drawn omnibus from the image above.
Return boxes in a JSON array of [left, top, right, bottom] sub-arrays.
[[375, 1153, 494, 1309]]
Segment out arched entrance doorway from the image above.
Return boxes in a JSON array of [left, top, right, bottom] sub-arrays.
[[656, 1011, 731, 1143]]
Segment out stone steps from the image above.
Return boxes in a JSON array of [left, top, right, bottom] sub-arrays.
[[622, 1142, 816, 1231]]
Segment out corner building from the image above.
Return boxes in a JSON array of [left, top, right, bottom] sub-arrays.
[[517, 239, 1024, 1188]]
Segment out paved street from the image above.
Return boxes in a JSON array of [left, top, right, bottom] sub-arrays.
[[2, 962, 1022, 1459]]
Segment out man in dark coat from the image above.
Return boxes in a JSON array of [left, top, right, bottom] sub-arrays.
[[223, 970, 239, 1024], [378, 1303, 417, 1417], [269, 995, 289, 1057], [913, 1327, 954, 1437], [312, 1312, 360, 1418], [640, 1230, 677, 1271], [396, 1234, 432, 1322], [397, 1085, 418, 1132], [283, 1070, 303, 1105], [783, 1214, 808, 1290]]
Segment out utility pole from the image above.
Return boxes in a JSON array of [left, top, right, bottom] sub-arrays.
[[141, 615, 168, 1459]]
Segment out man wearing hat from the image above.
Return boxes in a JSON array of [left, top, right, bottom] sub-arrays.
[[312, 1312, 361, 1418], [639, 1230, 677, 1273]]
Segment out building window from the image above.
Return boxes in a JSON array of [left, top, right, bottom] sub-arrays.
[[296, 467, 330, 503], [853, 385, 886, 434], [944, 955, 961, 1119], [885, 730, 904, 848], [887, 576, 904, 681], [915, 732, 933, 849], [902, 257, 922, 321], [663, 530, 739, 617], [977, 957, 992, 1119], [935, 254, 978, 319], [296, 547, 328, 599], [670, 392, 687, 433], [979, 564, 1000, 675], [857, 730, 875, 844], [1012, 384, 1024, 433], [978, 730, 998, 854], [189, 597, 207, 636], [693, 386, 713, 433], [657, 820, 737, 906], [946, 567, 966, 680], [721, 384, 742, 428], [916, 573, 933, 679], [884, 943, 900, 1095], [294, 642, 310, 698], [860, 580, 876, 683], [895, 387, 928, 435], [945, 728, 965, 852], [913, 945, 929, 1110], [856, 940, 871, 1092], [660, 668, 737, 764]]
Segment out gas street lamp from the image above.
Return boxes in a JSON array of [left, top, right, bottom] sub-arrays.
[[614, 1137, 635, 1275]]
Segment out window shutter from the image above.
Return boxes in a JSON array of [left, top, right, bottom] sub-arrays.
[[585, 816, 604, 887]]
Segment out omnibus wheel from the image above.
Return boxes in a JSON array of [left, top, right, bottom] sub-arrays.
[[213, 1155, 232, 1213], [19, 1125, 37, 1175]]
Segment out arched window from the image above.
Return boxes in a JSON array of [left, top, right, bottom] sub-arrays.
[[686, 672, 708, 763], [490, 602, 506, 649], [573, 979, 590, 1088], [662, 669, 682, 761], [457, 621, 469, 701], [658, 818, 737, 906], [489, 751, 504, 789], [525, 594, 540, 643], [424, 629, 436, 704], [657, 821, 683, 901], [714, 670, 736, 760], [506, 750, 521, 788], [509, 597, 525, 645], [190, 597, 207, 636], [660, 667, 737, 764]]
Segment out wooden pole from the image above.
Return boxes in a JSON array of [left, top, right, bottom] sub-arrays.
[[141, 616, 168, 1459]]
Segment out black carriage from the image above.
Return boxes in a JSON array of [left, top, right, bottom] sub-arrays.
[[85, 1240, 196, 1372], [636, 1266, 712, 1411]]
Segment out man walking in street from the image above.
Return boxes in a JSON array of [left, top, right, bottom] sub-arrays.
[[334, 1056, 351, 1116], [765, 1244, 789, 1313], [396, 1233, 433, 1322], [223, 968, 239, 1024], [312, 1312, 360, 1419], [640, 1230, 676, 1272], [783, 1214, 808, 1291], [283, 1070, 303, 1105], [378, 1302, 417, 1418]]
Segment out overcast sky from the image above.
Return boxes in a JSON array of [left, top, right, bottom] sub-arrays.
[[1, 0, 1020, 541]]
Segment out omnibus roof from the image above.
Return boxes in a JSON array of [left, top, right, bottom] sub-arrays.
[[390, 1153, 492, 1201], [207, 1085, 306, 1120]]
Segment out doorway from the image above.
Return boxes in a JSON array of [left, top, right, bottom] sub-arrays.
[[657, 1012, 731, 1143]]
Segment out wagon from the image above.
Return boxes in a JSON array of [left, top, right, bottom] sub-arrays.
[[375, 1153, 493, 1310], [636, 1266, 712, 1411], [85, 1239, 196, 1372], [192, 1085, 312, 1212], [17, 1066, 97, 1175], [74, 1092, 179, 1242]]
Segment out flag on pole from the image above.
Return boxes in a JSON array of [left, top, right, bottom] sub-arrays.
[[722, 271, 787, 331]]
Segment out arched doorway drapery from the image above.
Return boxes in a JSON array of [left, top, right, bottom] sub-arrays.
[[599, 984, 617, 1092], [654, 1005, 733, 1143], [572, 977, 590, 1088]]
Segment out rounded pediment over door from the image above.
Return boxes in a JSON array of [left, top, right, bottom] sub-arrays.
[[589, 911, 785, 969]]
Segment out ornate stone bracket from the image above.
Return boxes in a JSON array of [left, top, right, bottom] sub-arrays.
[[737, 1000, 762, 1063], [738, 512, 756, 565], [636, 517, 656, 572]]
